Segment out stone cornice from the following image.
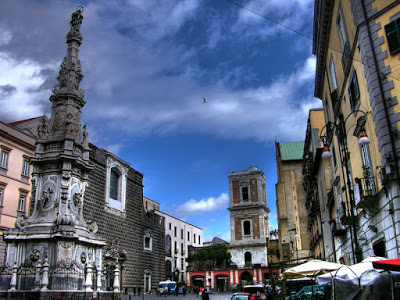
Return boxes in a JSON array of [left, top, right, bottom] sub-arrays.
[[313, 0, 334, 99]]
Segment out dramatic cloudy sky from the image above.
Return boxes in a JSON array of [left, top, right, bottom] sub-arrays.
[[0, 0, 321, 242]]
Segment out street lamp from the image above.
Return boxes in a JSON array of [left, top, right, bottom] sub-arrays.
[[320, 110, 370, 264]]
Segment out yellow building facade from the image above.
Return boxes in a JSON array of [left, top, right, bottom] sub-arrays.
[[313, 0, 400, 263], [0, 121, 36, 263]]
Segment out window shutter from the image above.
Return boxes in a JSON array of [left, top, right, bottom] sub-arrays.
[[385, 19, 400, 55]]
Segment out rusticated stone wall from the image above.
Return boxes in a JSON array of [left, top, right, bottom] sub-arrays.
[[83, 144, 165, 291]]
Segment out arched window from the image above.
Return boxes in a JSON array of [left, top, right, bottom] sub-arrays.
[[110, 168, 120, 200], [166, 235, 172, 257], [243, 221, 251, 235], [105, 155, 129, 213], [166, 260, 172, 278], [245, 252, 252, 264]]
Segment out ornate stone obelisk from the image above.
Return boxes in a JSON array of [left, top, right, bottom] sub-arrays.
[[4, 7, 106, 292]]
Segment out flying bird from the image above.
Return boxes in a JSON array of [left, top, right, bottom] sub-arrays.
[[203, 97, 207, 103], [276, 32, 281, 36]]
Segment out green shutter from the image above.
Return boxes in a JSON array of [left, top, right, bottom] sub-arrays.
[[385, 19, 400, 55]]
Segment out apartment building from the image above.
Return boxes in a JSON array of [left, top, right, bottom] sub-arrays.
[[0, 120, 36, 263], [146, 198, 202, 284], [313, 0, 400, 263]]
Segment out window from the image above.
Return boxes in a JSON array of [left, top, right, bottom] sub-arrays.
[[244, 252, 252, 265], [144, 230, 152, 251], [242, 186, 249, 201], [324, 95, 331, 123], [360, 142, 375, 193], [243, 221, 251, 235], [105, 154, 128, 213], [0, 183, 5, 207], [18, 192, 27, 212], [166, 235, 172, 257], [174, 226, 177, 237], [181, 229, 184, 239], [373, 239, 386, 257], [174, 241, 177, 254], [187, 232, 190, 241], [0, 146, 10, 170], [329, 56, 338, 91], [194, 233, 196, 244], [348, 70, 360, 111], [169, 223, 172, 230], [181, 258, 184, 270], [21, 158, 30, 177], [166, 260, 172, 278], [337, 5, 349, 51], [385, 18, 400, 55], [109, 169, 119, 200], [198, 236, 201, 244], [181, 243, 184, 255], [332, 145, 337, 169]]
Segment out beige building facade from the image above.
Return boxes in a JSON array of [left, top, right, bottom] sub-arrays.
[[275, 142, 310, 264], [0, 120, 36, 262]]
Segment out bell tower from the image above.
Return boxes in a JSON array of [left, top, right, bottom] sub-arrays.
[[228, 166, 270, 268]]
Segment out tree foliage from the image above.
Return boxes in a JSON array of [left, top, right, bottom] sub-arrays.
[[188, 245, 231, 269]]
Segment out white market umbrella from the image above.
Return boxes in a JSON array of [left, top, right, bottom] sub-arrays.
[[316, 256, 388, 285], [283, 260, 344, 279]]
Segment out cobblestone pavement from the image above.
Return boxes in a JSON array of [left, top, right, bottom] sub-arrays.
[[121, 293, 234, 300]]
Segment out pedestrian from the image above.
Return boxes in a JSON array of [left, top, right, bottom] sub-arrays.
[[157, 286, 161, 297], [201, 288, 209, 300], [175, 287, 179, 296], [138, 286, 142, 296], [165, 286, 168, 297], [133, 287, 136, 296], [183, 286, 186, 296]]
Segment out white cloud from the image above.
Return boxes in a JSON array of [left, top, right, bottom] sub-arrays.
[[0, 52, 56, 122], [174, 193, 229, 217]]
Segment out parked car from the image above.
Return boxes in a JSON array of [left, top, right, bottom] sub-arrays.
[[231, 292, 251, 300], [285, 285, 328, 300], [242, 285, 265, 295]]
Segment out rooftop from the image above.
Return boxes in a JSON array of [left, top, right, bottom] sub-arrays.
[[279, 141, 304, 161]]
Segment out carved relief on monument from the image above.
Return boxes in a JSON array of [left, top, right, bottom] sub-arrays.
[[15, 215, 29, 229], [65, 108, 81, 139], [38, 178, 58, 214], [37, 116, 49, 140], [30, 249, 40, 262], [52, 110, 65, 132]]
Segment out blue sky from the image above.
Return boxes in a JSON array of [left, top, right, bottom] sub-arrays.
[[0, 0, 321, 242]]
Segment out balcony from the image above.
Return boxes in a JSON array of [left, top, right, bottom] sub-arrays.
[[354, 176, 379, 214]]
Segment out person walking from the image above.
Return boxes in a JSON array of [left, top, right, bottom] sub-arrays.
[[138, 286, 142, 296], [201, 288, 209, 300], [183, 286, 186, 296], [133, 287, 136, 296]]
